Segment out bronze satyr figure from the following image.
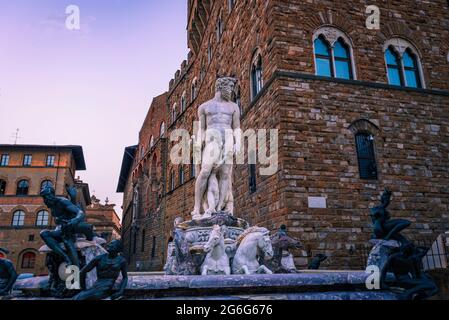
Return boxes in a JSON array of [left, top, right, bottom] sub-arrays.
[[40, 185, 94, 267], [73, 240, 128, 300]]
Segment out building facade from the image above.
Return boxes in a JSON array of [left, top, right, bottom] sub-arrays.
[[86, 195, 121, 242], [118, 0, 449, 271], [0, 144, 89, 276]]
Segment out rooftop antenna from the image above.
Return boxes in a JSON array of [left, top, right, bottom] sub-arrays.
[[10, 128, 21, 144]]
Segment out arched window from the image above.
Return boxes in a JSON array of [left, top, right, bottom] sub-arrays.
[[21, 251, 36, 269], [40, 180, 53, 191], [149, 136, 154, 149], [383, 38, 424, 88], [181, 91, 187, 112], [160, 122, 166, 137], [0, 179, 6, 195], [334, 39, 353, 79], [403, 49, 421, 88], [191, 79, 198, 102], [313, 28, 355, 80], [172, 103, 177, 123], [355, 132, 378, 180], [16, 180, 29, 196], [314, 36, 333, 77], [385, 47, 402, 86], [251, 53, 263, 100], [179, 166, 185, 185], [36, 210, 49, 226], [12, 210, 25, 227]]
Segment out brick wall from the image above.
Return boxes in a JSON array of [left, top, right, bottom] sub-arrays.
[[120, 0, 449, 271]]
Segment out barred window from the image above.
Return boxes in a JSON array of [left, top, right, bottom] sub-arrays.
[[355, 133, 378, 180], [251, 53, 263, 100]]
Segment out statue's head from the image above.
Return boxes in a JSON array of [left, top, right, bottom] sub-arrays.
[[215, 77, 237, 101], [40, 185, 56, 205], [107, 240, 123, 254]]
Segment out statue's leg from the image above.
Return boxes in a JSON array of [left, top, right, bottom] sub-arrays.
[[192, 162, 213, 217], [384, 220, 412, 241], [216, 164, 232, 212], [242, 265, 251, 275], [63, 239, 80, 267], [261, 265, 273, 274], [40, 230, 71, 264]]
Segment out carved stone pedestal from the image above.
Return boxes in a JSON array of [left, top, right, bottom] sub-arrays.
[[164, 212, 248, 275], [366, 239, 401, 272]]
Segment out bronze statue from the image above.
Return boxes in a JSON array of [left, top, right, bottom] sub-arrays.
[[267, 225, 302, 273], [380, 242, 438, 300], [370, 188, 411, 245], [0, 248, 18, 297], [73, 240, 128, 300], [308, 254, 328, 270], [40, 185, 94, 266]]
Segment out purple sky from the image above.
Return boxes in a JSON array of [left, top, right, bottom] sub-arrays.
[[0, 0, 189, 218]]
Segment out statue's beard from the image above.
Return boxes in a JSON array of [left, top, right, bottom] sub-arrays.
[[221, 90, 232, 101]]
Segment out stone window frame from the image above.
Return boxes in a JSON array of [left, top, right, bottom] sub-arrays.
[[250, 48, 263, 101], [383, 38, 426, 89], [149, 135, 155, 149], [312, 26, 357, 80]]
